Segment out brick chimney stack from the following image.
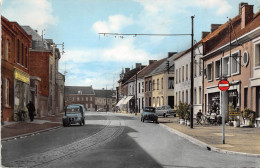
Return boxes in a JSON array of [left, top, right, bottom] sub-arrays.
[[211, 24, 222, 32], [136, 63, 142, 69], [125, 68, 130, 73], [201, 31, 210, 39], [149, 60, 157, 65], [240, 3, 254, 29]]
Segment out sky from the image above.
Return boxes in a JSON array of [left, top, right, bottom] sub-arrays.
[[1, 0, 260, 89]]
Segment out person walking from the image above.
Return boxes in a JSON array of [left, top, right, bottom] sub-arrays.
[[27, 101, 35, 122]]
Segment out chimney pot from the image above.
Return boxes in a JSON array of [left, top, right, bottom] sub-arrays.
[[201, 31, 210, 39], [241, 4, 254, 29]]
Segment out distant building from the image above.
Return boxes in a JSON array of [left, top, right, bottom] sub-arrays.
[[94, 89, 116, 111], [65, 86, 95, 111]]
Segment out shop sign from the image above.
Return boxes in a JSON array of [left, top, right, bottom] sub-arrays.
[[218, 80, 230, 91], [14, 68, 30, 84]]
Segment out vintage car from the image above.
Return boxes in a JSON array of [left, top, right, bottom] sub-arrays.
[[141, 106, 158, 123], [156, 105, 176, 117], [97, 108, 105, 112], [62, 104, 85, 127]]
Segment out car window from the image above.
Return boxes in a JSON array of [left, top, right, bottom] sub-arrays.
[[144, 107, 155, 112], [66, 107, 81, 113]]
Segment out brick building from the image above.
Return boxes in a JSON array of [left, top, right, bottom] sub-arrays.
[[94, 89, 116, 111], [1, 16, 32, 122], [65, 86, 95, 111], [202, 3, 260, 126]]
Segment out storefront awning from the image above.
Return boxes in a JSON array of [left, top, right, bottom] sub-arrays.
[[121, 96, 133, 105], [116, 98, 126, 107]]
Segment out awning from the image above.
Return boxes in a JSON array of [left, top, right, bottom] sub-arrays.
[[116, 98, 126, 107], [121, 96, 133, 105]]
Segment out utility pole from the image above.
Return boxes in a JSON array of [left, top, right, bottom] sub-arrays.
[[190, 16, 194, 128], [106, 85, 108, 113], [135, 71, 137, 116]]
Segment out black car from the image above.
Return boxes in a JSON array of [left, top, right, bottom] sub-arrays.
[[141, 106, 159, 123], [62, 104, 85, 127]]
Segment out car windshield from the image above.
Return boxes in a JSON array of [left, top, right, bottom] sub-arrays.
[[66, 107, 81, 113], [144, 107, 155, 112]]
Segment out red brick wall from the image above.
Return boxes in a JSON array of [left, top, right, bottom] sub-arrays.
[[65, 95, 95, 110], [29, 51, 51, 96]]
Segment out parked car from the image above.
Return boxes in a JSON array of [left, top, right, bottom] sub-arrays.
[[141, 106, 158, 123], [62, 104, 85, 127], [156, 105, 176, 117]]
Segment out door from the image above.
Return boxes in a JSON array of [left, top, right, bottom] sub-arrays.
[[168, 96, 174, 108], [257, 87, 260, 118]]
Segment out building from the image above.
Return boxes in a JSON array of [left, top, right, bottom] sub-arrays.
[[94, 89, 116, 111], [202, 3, 260, 125], [56, 72, 65, 113], [174, 42, 204, 116], [1, 16, 32, 122], [150, 53, 179, 108], [65, 86, 95, 111], [22, 26, 53, 117]]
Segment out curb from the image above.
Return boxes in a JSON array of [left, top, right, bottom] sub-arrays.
[[159, 124, 260, 158], [1, 126, 62, 142]]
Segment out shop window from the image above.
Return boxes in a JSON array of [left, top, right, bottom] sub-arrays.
[[231, 51, 240, 75], [207, 63, 213, 81], [215, 59, 221, 80], [222, 56, 230, 77], [255, 43, 260, 67], [4, 78, 10, 107]]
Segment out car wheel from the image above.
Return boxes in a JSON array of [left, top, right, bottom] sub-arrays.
[[163, 113, 166, 118], [63, 123, 66, 127], [142, 118, 144, 122], [80, 121, 82, 126], [82, 120, 85, 125]]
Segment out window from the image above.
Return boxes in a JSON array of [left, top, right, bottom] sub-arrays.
[[161, 78, 163, 89], [149, 81, 151, 91], [244, 87, 248, 108], [215, 59, 221, 79], [86, 104, 88, 108], [186, 64, 188, 80], [182, 66, 184, 82], [222, 56, 230, 77], [194, 60, 197, 77], [186, 90, 188, 103], [50, 65, 53, 80], [231, 51, 240, 75], [199, 87, 202, 104], [207, 63, 213, 81], [77, 97, 80, 101], [145, 81, 148, 92], [242, 51, 249, 67], [142, 82, 144, 93], [194, 88, 197, 104], [182, 91, 184, 103], [86, 97, 88, 101], [168, 77, 174, 89], [25, 47, 28, 67], [22, 43, 24, 65], [199, 59, 202, 76], [3, 78, 10, 107], [153, 97, 155, 106], [153, 80, 155, 90], [179, 91, 181, 103], [5, 39, 9, 60], [179, 68, 181, 83], [176, 92, 178, 105], [157, 79, 159, 90], [157, 97, 160, 106], [90, 97, 92, 101], [255, 43, 260, 67], [176, 69, 178, 84], [17, 39, 20, 63], [138, 82, 140, 93], [161, 96, 164, 105]]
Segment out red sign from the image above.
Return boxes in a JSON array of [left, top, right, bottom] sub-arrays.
[[218, 80, 230, 91]]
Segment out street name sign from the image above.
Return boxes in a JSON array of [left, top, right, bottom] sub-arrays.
[[218, 80, 230, 91]]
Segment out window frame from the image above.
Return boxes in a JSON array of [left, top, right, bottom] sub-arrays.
[[231, 50, 241, 76], [215, 58, 221, 80], [207, 62, 213, 82]]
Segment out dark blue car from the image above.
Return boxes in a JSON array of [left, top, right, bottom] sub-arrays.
[[62, 104, 85, 127], [141, 106, 159, 123]]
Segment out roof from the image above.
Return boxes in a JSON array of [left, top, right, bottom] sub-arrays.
[[22, 26, 50, 50], [94, 89, 116, 98], [173, 42, 202, 61], [65, 86, 95, 95], [126, 58, 168, 83], [149, 52, 182, 76], [119, 66, 146, 85], [203, 11, 260, 55]]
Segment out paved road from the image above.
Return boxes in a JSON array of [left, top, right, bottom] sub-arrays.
[[2, 112, 260, 168]]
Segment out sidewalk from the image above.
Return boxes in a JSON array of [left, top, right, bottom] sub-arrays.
[[120, 112, 260, 157], [1, 113, 63, 141]]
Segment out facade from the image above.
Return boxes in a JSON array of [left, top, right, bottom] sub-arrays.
[[65, 86, 95, 111], [202, 3, 260, 125], [56, 72, 65, 113], [1, 16, 32, 122], [150, 53, 178, 108], [94, 89, 116, 111], [22, 26, 53, 117], [174, 43, 204, 117]]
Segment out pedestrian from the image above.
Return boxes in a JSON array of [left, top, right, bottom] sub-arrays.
[[27, 101, 35, 122]]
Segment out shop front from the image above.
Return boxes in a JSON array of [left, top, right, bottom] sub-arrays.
[[14, 68, 30, 121]]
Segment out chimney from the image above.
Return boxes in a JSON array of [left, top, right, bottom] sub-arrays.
[[168, 52, 177, 58], [211, 24, 222, 32], [136, 63, 142, 69], [201, 31, 210, 39], [125, 68, 130, 73], [241, 4, 254, 29], [149, 60, 157, 65], [239, 2, 248, 15]]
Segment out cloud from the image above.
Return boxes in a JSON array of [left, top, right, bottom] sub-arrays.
[[93, 14, 134, 33], [2, 0, 58, 30]]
